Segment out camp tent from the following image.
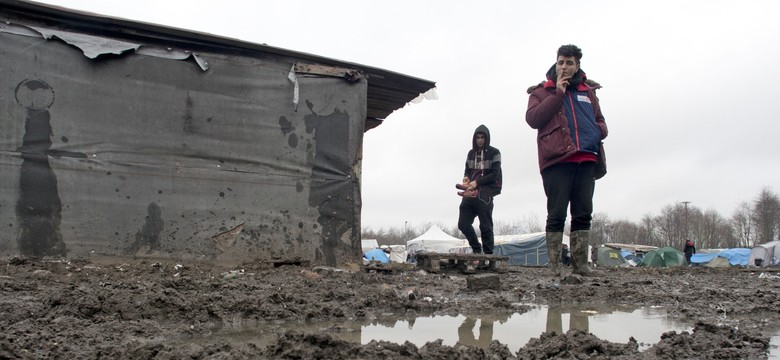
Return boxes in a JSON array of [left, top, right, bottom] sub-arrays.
[[406, 226, 467, 256], [474, 232, 578, 266], [639, 247, 687, 267], [0, 1, 436, 267], [491, 232, 548, 266], [748, 241, 780, 267], [595, 246, 627, 267]]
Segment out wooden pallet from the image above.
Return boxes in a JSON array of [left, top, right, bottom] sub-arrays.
[[415, 253, 508, 272]]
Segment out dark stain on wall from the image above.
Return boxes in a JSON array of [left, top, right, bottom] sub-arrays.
[[304, 102, 353, 266], [183, 92, 195, 133], [14, 79, 67, 257], [127, 202, 164, 254]]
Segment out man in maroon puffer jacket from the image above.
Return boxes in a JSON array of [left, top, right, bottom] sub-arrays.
[[526, 44, 608, 278]]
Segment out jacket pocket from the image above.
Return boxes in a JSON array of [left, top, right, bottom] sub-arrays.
[[538, 126, 570, 161]]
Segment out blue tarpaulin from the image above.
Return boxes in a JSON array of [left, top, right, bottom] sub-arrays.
[[719, 248, 750, 266], [691, 248, 750, 266], [690, 253, 718, 264], [364, 249, 390, 263]]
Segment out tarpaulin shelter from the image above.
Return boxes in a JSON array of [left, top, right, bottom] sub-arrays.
[[406, 226, 466, 256], [363, 248, 390, 263], [748, 241, 780, 267], [638, 247, 687, 268], [491, 232, 549, 266], [690, 252, 719, 265], [717, 248, 750, 266], [462, 232, 576, 266], [0, 1, 436, 266], [691, 248, 750, 267]]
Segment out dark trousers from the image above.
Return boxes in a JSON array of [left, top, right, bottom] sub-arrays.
[[458, 197, 494, 254], [541, 162, 596, 232]]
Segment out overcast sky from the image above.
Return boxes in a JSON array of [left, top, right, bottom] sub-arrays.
[[33, 0, 780, 232]]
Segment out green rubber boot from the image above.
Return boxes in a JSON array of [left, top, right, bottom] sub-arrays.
[[571, 230, 592, 276], [546, 232, 563, 277]]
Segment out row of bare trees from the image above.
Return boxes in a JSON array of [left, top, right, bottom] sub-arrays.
[[363, 187, 780, 250]]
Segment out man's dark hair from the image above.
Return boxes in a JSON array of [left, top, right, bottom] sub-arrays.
[[557, 44, 583, 64]]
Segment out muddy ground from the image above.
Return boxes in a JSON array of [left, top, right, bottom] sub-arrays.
[[1, 256, 778, 359]]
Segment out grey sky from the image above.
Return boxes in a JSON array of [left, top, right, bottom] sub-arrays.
[[33, 0, 780, 231]]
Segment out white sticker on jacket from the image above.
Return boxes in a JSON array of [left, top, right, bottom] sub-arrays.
[[577, 95, 591, 103]]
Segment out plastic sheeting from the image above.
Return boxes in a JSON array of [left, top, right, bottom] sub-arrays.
[[0, 15, 368, 266], [493, 233, 547, 266]]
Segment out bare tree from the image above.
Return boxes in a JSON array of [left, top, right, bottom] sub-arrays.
[[589, 212, 611, 245], [731, 201, 754, 247], [493, 220, 516, 236], [654, 204, 687, 248], [443, 224, 463, 239], [610, 219, 644, 245], [640, 214, 658, 246], [691, 208, 734, 249], [518, 212, 544, 233], [753, 187, 780, 244]]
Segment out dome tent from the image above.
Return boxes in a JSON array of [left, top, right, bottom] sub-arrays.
[[638, 247, 687, 267]]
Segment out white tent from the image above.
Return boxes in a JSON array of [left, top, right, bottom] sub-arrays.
[[361, 239, 379, 253], [748, 240, 780, 267], [406, 226, 467, 255], [387, 245, 407, 263]]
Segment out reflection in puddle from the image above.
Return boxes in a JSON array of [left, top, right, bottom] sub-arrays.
[[770, 334, 780, 359], [193, 304, 699, 353], [362, 305, 693, 352]]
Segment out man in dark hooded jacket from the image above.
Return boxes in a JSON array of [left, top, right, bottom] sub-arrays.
[[457, 125, 502, 254]]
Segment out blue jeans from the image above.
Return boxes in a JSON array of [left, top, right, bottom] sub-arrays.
[[541, 162, 596, 232]]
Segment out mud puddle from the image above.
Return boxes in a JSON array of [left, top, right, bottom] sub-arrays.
[[181, 304, 694, 352]]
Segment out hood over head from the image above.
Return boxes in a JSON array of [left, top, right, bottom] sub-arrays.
[[472, 124, 490, 150]]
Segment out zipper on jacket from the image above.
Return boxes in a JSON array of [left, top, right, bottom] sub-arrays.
[[566, 92, 580, 151]]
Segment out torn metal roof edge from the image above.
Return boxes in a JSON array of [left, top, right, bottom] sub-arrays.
[[4, 0, 437, 122]]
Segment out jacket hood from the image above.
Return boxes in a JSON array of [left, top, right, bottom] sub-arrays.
[[472, 124, 490, 149]]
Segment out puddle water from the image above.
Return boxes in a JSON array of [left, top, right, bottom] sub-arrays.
[[770, 334, 780, 359], [185, 304, 701, 353], [362, 304, 692, 352]]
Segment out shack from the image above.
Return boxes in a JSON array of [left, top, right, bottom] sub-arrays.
[[0, 1, 436, 266]]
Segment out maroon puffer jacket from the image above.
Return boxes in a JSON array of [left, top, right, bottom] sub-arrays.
[[526, 81, 608, 172]]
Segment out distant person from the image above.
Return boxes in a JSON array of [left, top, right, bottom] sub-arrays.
[[456, 125, 502, 254], [526, 44, 608, 277], [684, 239, 696, 265], [561, 243, 571, 266]]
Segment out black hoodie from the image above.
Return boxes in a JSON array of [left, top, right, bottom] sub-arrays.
[[464, 124, 502, 199]]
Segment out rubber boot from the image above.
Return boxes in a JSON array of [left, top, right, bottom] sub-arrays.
[[546, 232, 563, 277], [571, 230, 592, 276]]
